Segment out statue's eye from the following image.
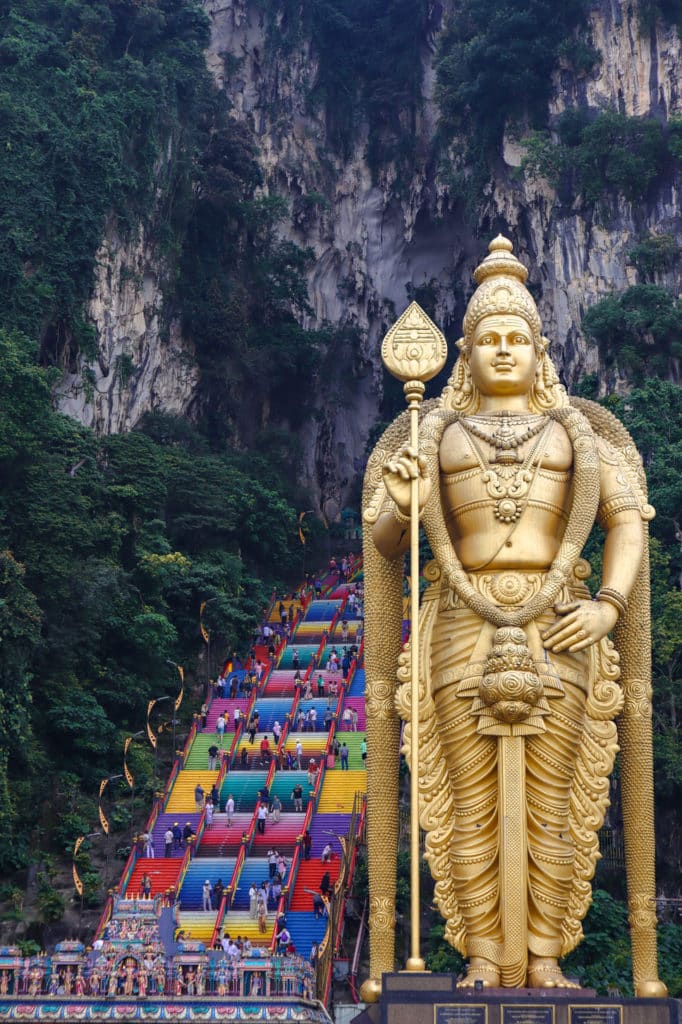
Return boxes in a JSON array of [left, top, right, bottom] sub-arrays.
[[479, 335, 495, 345], [512, 334, 529, 345]]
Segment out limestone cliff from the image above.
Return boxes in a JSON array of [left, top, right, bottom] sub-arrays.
[[56, 223, 198, 434], [60, 0, 682, 514], [203, 0, 682, 514]]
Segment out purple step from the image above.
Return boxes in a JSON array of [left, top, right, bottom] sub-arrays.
[[309, 813, 352, 857], [151, 811, 201, 858], [339, 697, 366, 730]]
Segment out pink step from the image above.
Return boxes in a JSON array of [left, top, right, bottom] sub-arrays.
[[205, 698, 251, 731]]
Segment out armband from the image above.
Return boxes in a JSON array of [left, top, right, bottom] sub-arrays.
[[596, 587, 628, 616]]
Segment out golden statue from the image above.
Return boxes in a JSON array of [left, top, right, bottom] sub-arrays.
[[361, 236, 666, 998]]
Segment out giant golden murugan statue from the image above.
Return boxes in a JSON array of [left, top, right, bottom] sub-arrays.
[[361, 236, 666, 998]]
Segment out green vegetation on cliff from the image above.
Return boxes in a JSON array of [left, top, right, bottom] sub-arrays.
[[0, 0, 212, 352], [0, 327, 303, 882], [435, 0, 594, 150], [258, 0, 430, 177]]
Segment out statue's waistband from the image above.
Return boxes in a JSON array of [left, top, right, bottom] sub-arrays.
[[439, 569, 550, 611]]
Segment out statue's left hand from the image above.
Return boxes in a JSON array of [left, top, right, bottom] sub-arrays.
[[541, 599, 619, 653]]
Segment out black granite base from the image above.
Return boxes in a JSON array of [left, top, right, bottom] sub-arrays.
[[355, 973, 677, 1024]]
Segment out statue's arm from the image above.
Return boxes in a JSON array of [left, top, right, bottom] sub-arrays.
[[543, 437, 645, 654], [371, 446, 433, 560], [595, 436, 646, 603], [372, 506, 411, 560]]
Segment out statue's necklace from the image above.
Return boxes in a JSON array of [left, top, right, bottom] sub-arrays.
[[461, 412, 546, 465], [460, 414, 551, 523]]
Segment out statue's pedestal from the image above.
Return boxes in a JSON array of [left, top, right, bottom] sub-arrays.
[[353, 973, 675, 1024]]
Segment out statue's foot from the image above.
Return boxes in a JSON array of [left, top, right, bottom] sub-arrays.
[[527, 957, 579, 989], [635, 979, 668, 998], [459, 958, 500, 988]]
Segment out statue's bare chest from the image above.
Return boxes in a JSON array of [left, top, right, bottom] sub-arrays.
[[439, 416, 574, 528]]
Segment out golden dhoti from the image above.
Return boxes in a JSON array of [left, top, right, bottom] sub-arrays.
[[426, 575, 596, 963]]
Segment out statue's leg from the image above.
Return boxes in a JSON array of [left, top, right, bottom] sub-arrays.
[[433, 684, 501, 985], [525, 669, 584, 989]]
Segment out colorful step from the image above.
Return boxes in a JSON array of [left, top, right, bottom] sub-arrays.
[[125, 858, 183, 898], [286, 911, 328, 958], [197, 812, 253, 856], [219, 771, 268, 811], [165, 770, 222, 814], [317, 770, 366, 813], [177, 910, 218, 943], [219, 909, 274, 945], [289, 859, 340, 911], [184, 732, 234, 769], [152, 812, 201, 858], [180, 858, 237, 910], [250, 813, 306, 855]]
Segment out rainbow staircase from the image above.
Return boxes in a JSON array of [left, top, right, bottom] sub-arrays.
[[106, 558, 366, 968]]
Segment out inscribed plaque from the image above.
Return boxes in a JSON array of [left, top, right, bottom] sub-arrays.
[[434, 1004, 488, 1024], [501, 1006, 555, 1024], [569, 1007, 622, 1024]]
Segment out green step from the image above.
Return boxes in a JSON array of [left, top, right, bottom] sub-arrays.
[[184, 732, 234, 769], [334, 732, 366, 769]]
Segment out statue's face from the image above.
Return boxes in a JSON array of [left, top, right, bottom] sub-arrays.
[[468, 313, 537, 398]]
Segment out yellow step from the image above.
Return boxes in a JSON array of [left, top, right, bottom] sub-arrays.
[[166, 770, 222, 814], [177, 911, 218, 942], [317, 770, 366, 813], [220, 910, 275, 944]]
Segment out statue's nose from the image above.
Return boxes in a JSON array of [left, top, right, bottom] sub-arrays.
[[498, 334, 511, 354]]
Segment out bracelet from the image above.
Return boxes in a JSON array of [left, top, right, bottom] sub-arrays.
[[392, 504, 411, 526], [596, 587, 628, 616]]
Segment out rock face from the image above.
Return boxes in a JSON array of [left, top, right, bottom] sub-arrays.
[[56, 224, 198, 435], [60, 0, 682, 512], [203, 0, 682, 511]]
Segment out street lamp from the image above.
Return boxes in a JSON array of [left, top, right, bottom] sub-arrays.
[[73, 832, 101, 937], [124, 731, 144, 842], [298, 510, 315, 578], [98, 775, 123, 885], [165, 661, 185, 755], [199, 599, 218, 693], [147, 696, 171, 784]]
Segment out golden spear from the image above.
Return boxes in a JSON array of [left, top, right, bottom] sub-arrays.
[[380, 301, 447, 971]]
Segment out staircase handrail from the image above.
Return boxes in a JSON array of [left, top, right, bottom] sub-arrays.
[[264, 588, 278, 624], [209, 840, 247, 948], [117, 840, 139, 896], [210, 891, 228, 950], [93, 892, 114, 941], [224, 722, 242, 771], [282, 838, 302, 910], [269, 893, 288, 953], [160, 757, 183, 813], [280, 685, 301, 755], [174, 841, 194, 898]]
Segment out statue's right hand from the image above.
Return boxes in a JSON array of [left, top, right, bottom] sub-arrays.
[[382, 447, 432, 519]]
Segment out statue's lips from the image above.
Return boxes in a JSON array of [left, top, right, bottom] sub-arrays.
[[493, 362, 514, 371]]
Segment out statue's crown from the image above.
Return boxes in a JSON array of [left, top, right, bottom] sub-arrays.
[[461, 235, 542, 352]]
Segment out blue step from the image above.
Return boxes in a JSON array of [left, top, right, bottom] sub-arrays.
[[232, 858, 270, 909], [348, 668, 365, 697], [286, 910, 328, 958], [180, 858, 236, 910], [219, 771, 268, 811], [249, 697, 294, 731], [305, 601, 343, 621]]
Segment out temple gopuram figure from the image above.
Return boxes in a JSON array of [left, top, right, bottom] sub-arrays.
[[362, 236, 666, 997]]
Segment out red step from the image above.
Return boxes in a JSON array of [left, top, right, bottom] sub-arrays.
[[125, 858, 182, 898], [290, 859, 340, 910]]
